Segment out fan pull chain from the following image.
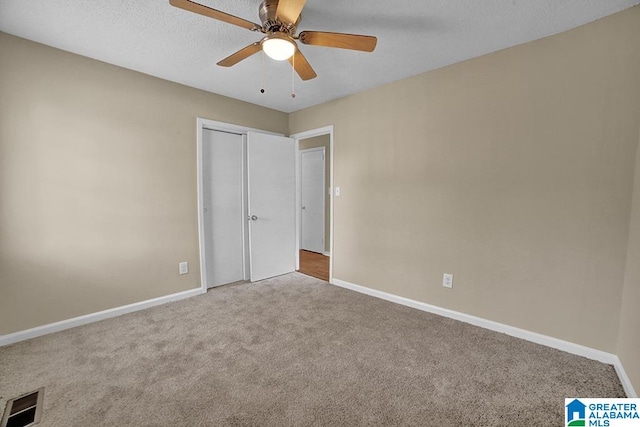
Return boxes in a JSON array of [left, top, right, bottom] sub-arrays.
[[291, 51, 296, 98], [260, 50, 265, 94]]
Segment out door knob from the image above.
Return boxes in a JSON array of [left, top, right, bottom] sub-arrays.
[[249, 215, 258, 221], [301, 206, 306, 210]]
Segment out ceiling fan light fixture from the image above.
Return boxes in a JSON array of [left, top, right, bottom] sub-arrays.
[[262, 33, 296, 61]]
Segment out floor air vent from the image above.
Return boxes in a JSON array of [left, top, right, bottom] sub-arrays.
[[1, 388, 44, 427]]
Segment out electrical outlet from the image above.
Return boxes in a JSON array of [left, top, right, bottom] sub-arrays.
[[443, 273, 453, 288], [179, 262, 189, 275]]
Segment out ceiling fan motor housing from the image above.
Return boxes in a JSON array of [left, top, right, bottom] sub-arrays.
[[259, 0, 300, 34]]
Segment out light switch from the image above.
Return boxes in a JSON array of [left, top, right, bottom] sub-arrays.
[[335, 187, 341, 196]]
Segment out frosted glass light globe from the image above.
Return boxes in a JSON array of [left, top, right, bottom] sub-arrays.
[[262, 35, 295, 61]]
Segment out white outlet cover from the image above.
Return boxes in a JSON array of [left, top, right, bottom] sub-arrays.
[[179, 262, 189, 275], [443, 273, 453, 288]]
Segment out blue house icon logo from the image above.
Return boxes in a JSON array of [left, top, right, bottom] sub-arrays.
[[566, 399, 586, 426]]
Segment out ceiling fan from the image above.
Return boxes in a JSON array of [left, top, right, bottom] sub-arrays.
[[169, 0, 377, 81]]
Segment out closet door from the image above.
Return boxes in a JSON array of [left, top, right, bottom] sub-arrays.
[[247, 132, 296, 282], [202, 129, 245, 288]]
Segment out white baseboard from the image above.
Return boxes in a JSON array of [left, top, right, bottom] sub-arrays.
[[613, 356, 638, 398], [332, 278, 636, 397], [323, 252, 331, 257], [0, 288, 204, 347], [2, 277, 636, 398]]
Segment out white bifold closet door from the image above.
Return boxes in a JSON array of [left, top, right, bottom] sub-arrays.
[[202, 129, 295, 288], [202, 129, 245, 288]]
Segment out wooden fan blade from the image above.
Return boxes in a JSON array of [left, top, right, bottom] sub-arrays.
[[170, 0, 261, 31], [276, 0, 306, 25], [288, 49, 317, 81], [217, 42, 262, 67], [299, 31, 377, 52]]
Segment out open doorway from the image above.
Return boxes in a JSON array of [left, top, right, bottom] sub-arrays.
[[292, 127, 333, 283]]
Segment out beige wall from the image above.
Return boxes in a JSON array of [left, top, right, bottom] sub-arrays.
[[299, 134, 331, 253], [618, 121, 640, 393], [0, 33, 288, 335], [290, 7, 640, 354]]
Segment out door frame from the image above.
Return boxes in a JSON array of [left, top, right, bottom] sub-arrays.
[[299, 146, 326, 253], [291, 125, 334, 283], [196, 118, 284, 293]]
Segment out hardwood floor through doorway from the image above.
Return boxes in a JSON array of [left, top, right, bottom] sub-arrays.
[[298, 250, 329, 282]]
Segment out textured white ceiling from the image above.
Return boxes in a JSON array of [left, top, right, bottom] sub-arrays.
[[1, 0, 638, 113]]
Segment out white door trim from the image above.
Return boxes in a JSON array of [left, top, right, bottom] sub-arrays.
[[290, 125, 334, 283], [197, 118, 284, 293]]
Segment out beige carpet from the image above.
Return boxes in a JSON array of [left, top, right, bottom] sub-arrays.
[[0, 273, 624, 426]]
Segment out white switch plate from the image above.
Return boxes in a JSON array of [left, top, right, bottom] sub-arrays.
[[443, 273, 453, 288], [335, 187, 341, 196], [179, 262, 189, 275]]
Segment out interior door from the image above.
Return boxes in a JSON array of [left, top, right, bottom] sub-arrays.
[[247, 132, 296, 281], [202, 129, 245, 288], [300, 148, 325, 253]]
